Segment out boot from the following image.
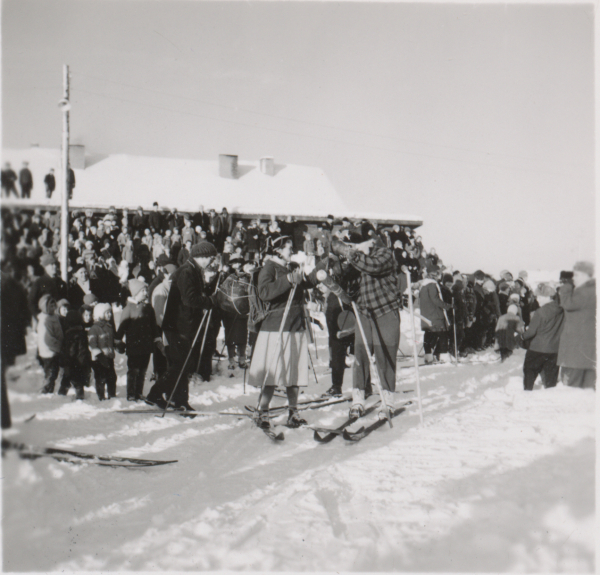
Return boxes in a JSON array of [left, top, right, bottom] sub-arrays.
[[74, 387, 85, 401], [254, 411, 271, 429], [41, 384, 54, 394], [228, 358, 237, 370], [323, 385, 342, 397], [286, 408, 307, 428], [424, 353, 434, 364], [57, 385, 70, 396]]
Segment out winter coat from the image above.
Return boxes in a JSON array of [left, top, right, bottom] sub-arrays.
[[257, 257, 312, 332], [116, 299, 159, 356], [62, 310, 92, 367], [37, 300, 64, 359], [148, 212, 162, 232], [152, 277, 172, 328], [494, 312, 524, 351], [557, 279, 596, 369], [521, 301, 564, 354], [419, 279, 451, 331], [88, 319, 117, 364], [1, 272, 30, 364], [162, 258, 213, 341]]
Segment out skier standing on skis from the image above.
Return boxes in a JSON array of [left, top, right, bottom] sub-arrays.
[[248, 236, 315, 429], [330, 232, 400, 418]]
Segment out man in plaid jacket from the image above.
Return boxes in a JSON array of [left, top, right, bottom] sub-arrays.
[[332, 233, 401, 418]]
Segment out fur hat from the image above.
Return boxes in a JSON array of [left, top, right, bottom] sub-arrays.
[[190, 242, 217, 258], [93, 303, 112, 322], [534, 283, 556, 298], [83, 293, 98, 306], [128, 279, 147, 298], [40, 253, 57, 267], [507, 304, 519, 315], [573, 260, 594, 277]]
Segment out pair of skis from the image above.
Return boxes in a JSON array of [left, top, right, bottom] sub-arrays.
[[310, 400, 412, 443], [1, 439, 177, 468]]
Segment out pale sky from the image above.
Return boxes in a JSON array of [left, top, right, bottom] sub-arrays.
[[2, 0, 595, 275]]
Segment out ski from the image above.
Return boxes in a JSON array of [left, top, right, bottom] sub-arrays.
[[342, 404, 411, 442], [116, 408, 213, 416], [1, 439, 178, 467], [244, 396, 350, 416], [260, 427, 285, 441], [310, 401, 382, 443]]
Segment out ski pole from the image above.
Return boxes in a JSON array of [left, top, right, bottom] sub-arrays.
[[161, 309, 209, 418], [351, 302, 392, 428], [255, 285, 297, 411], [452, 298, 459, 365], [402, 267, 424, 427], [308, 346, 319, 385]]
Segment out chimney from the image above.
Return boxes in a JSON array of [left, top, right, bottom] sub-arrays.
[[260, 157, 275, 176], [69, 144, 85, 169], [219, 154, 238, 179]]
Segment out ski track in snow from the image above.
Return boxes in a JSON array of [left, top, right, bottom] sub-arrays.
[[2, 312, 595, 572]]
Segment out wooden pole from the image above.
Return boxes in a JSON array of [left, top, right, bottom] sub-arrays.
[[60, 64, 70, 282]]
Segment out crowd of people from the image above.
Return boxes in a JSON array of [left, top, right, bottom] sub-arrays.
[[1, 201, 595, 432]]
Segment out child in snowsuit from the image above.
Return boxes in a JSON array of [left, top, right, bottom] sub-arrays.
[[116, 279, 161, 401], [59, 309, 92, 399], [37, 294, 64, 394], [88, 303, 119, 400], [495, 304, 525, 362]]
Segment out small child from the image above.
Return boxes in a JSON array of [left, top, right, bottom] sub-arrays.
[[59, 309, 92, 400], [116, 279, 161, 401], [495, 304, 525, 362], [88, 303, 120, 400], [37, 295, 64, 394]]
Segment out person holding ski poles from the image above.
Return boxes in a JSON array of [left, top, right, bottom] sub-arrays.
[[248, 236, 316, 429], [330, 231, 400, 419], [145, 241, 217, 413]]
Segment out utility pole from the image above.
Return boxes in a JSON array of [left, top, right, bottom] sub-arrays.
[[59, 64, 71, 282]]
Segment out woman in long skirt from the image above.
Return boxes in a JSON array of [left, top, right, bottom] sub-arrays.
[[248, 236, 313, 428]]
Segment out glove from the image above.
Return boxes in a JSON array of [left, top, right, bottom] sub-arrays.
[[331, 238, 353, 259], [287, 269, 303, 285], [115, 340, 126, 354]]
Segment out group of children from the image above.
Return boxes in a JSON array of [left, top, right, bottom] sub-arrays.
[[36, 278, 160, 402]]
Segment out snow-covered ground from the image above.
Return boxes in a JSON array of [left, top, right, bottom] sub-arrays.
[[2, 310, 595, 572]]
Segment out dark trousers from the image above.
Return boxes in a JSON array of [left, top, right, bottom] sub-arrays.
[[153, 344, 168, 378], [127, 353, 151, 399], [148, 331, 199, 406], [423, 330, 449, 358], [58, 363, 89, 394], [523, 350, 559, 390], [40, 356, 60, 392], [330, 336, 348, 390], [223, 313, 248, 360], [1, 361, 12, 429], [353, 309, 400, 393], [92, 358, 117, 400]]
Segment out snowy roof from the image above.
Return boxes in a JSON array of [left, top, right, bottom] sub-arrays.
[[1, 147, 423, 226]]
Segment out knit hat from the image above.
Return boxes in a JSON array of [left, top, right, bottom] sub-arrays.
[[155, 253, 173, 267], [509, 293, 521, 303], [507, 304, 519, 315], [442, 273, 453, 285], [38, 294, 55, 314], [499, 270, 513, 281], [93, 303, 112, 322], [57, 298, 70, 310], [190, 242, 217, 258], [534, 283, 556, 298], [573, 260, 594, 277], [518, 270, 528, 281], [498, 281, 510, 293], [164, 264, 177, 274], [83, 293, 98, 306], [128, 279, 147, 298], [40, 253, 57, 267]]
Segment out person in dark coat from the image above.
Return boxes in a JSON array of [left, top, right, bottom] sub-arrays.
[[419, 270, 452, 363], [1, 269, 31, 428], [19, 162, 33, 198], [44, 169, 56, 198], [132, 207, 148, 233], [192, 205, 210, 232], [145, 242, 217, 411], [67, 167, 76, 199], [2, 162, 18, 198], [557, 261, 596, 389], [116, 279, 162, 401], [148, 202, 162, 233], [521, 283, 564, 390]]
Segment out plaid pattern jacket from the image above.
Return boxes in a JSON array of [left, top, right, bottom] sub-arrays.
[[348, 247, 400, 318]]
